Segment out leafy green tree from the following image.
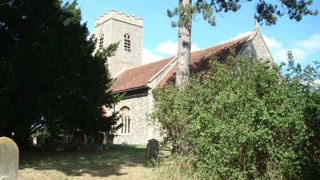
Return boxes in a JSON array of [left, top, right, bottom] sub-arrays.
[[152, 53, 320, 178], [168, 0, 318, 89], [0, 0, 119, 146]]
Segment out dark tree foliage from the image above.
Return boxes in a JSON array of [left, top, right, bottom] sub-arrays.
[[0, 0, 120, 146]]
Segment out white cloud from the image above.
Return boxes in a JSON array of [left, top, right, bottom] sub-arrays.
[[272, 48, 307, 62], [272, 48, 288, 62], [234, 31, 252, 39], [220, 32, 320, 64], [191, 43, 201, 52], [290, 48, 308, 61], [295, 33, 320, 53], [142, 48, 163, 64], [262, 35, 282, 50], [220, 31, 252, 44], [142, 41, 201, 64], [156, 41, 177, 55], [262, 33, 320, 63], [156, 40, 201, 55]]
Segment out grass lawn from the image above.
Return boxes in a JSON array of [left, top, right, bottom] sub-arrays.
[[19, 144, 155, 180]]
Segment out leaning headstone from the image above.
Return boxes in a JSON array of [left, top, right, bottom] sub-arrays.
[[0, 137, 19, 180], [145, 139, 159, 159]]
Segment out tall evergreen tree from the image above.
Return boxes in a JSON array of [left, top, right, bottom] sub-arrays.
[[0, 0, 119, 146], [168, 0, 318, 90]]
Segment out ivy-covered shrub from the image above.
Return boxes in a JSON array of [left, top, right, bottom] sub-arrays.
[[152, 53, 320, 179]]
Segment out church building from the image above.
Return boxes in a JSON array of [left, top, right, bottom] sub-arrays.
[[94, 10, 273, 145]]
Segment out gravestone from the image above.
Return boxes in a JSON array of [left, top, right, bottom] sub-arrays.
[[145, 139, 159, 159], [93, 132, 104, 152], [0, 137, 19, 180], [37, 136, 46, 146], [41, 137, 65, 152], [106, 134, 114, 144], [32, 137, 37, 145], [72, 131, 84, 151]]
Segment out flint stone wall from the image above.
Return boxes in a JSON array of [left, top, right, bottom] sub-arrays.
[[109, 89, 162, 145], [94, 9, 143, 78], [239, 30, 273, 62]]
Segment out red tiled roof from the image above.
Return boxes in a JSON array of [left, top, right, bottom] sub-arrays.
[[111, 34, 250, 93], [110, 57, 173, 92], [157, 35, 250, 88]]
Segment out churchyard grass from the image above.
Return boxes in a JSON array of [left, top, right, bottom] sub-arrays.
[[19, 144, 154, 180]]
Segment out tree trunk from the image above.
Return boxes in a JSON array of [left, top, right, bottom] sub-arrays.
[[176, 0, 192, 90]]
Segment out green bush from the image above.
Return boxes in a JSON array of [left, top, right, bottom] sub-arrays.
[[152, 53, 320, 179]]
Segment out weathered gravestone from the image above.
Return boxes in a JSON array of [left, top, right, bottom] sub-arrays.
[[42, 137, 65, 152], [106, 134, 114, 144], [93, 132, 104, 152], [0, 137, 19, 180], [72, 131, 84, 151], [145, 139, 159, 159]]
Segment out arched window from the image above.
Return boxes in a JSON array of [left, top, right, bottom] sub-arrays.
[[99, 33, 104, 49], [120, 106, 131, 134], [124, 34, 131, 52]]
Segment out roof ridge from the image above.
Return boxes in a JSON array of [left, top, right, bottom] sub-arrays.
[[123, 30, 253, 71], [190, 31, 253, 54], [148, 57, 177, 84], [115, 30, 254, 75], [110, 30, 259, 93], [122, 57, 173, 73]]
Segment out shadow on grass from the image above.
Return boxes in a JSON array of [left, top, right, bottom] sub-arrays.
[[19, 144, 153, 178]]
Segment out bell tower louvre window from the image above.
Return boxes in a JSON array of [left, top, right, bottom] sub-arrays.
[[99, 33, 104, 49], [124, 34, 131, 52]]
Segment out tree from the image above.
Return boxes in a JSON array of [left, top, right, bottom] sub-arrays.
[[0, 0, 119, 146], [152, 54, 320, 178], [168, 0, 318, 90]]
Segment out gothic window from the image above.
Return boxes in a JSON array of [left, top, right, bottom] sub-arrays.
[[120, 106, 131, 134], [124, 34, 131, 52], [99, 33, 104, 49]]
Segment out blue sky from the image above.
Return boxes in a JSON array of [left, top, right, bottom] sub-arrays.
[[72, 0, 320, 66]]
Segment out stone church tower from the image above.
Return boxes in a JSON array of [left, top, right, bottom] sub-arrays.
[[94, 10, 143, 77]]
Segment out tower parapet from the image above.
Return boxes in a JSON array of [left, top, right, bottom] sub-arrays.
[[95, 9, 143, 27], [94, 9, 143, 78]]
